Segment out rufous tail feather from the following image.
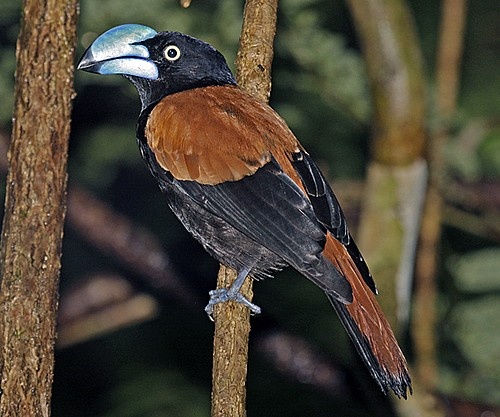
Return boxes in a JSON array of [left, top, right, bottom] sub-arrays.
[[324, 234, 411, 398]]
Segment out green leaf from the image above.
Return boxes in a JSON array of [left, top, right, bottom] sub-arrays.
[[440, 296, 500, 405], [478, 127, 500, 179], [447, 248, 500, 293], [72, 124, 139, 188]]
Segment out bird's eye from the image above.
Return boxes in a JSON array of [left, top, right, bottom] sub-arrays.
[[164, 45, 181, 62]]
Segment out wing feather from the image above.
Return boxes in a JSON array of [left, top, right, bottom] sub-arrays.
[[145, 85, 298, 184], [169, 159, 352, 303]]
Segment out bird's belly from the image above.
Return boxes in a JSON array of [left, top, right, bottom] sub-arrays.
[[164, 186, 286, 280]]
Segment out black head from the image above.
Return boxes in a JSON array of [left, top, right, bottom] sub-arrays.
[[78, 24, 236, 110]]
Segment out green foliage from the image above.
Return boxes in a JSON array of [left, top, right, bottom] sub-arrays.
[[440, 248, 500, 405], [278, 0, 371, 124], [272, 0, 370, 177], [441, 295, 500, 405], [72, 124, 139, 188], [447, 248, 500, 293], [445, 120, 500, 182], [478, 127, 500, 179], [459, 0, 500, 119]]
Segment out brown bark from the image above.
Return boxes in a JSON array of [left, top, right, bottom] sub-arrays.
[[211, 1, 278, 416], [346, 0, 426, 165], [0, 0, 78, 415], [211, 266, 254, 417], [412, 0, 467, 403], [411, 188, 441, 389], [235, 0, 278, 103], [435, 0, 467, 119], [346, 0, 427, 330], [346, 0, 430, 414]]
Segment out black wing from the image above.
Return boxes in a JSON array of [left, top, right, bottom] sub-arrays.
[[161, 155, 353, 304], [292, 150, 377, 294]]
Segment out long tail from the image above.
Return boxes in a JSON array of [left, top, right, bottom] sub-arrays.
[[324, 234, 411, 398]]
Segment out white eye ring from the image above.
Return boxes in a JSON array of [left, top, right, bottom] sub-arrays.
[[164, 45, 181, 61]]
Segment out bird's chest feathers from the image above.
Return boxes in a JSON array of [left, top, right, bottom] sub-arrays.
[[143, 85, 300, 186]]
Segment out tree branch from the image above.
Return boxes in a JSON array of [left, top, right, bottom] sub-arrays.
[[412, 0, 468, 403], [210, 1, 278, 416], [66, 187, 199, 306], [345, 1, 434, 416], [346, 0, 427, 330]]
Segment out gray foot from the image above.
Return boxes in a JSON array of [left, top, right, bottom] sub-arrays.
[[205, 288, 261, 319], [204, 266, 261, 319]]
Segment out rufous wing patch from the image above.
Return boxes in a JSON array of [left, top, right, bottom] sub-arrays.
[[145, 85, 300, 185]]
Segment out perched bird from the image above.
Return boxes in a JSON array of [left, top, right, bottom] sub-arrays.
[[78, 24, 411, 398]]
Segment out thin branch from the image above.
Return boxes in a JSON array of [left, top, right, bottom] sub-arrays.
[[66, 187, 199, 306], [210, 1, 278, 416], [435, 0, 468, 119], [57, 273, 158, 348], [413, 0, 468, 396], [257, 331, 350, 398]]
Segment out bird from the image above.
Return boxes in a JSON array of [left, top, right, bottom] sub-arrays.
[[78, 24, 411, 398]]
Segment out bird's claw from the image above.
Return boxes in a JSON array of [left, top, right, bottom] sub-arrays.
[[205, 288, 261, 320]]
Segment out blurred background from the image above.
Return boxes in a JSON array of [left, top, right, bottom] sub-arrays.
[[0, 0, 498, 416]]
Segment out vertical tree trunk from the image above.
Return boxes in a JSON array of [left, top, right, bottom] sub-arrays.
[[345, 0, 427, 331], [0, 1, 78, 415], [210, 1, 278, 416], [345, 0, 434, 415]]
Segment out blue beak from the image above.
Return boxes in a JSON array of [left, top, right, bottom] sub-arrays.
[[78, 24, 159, 80]]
